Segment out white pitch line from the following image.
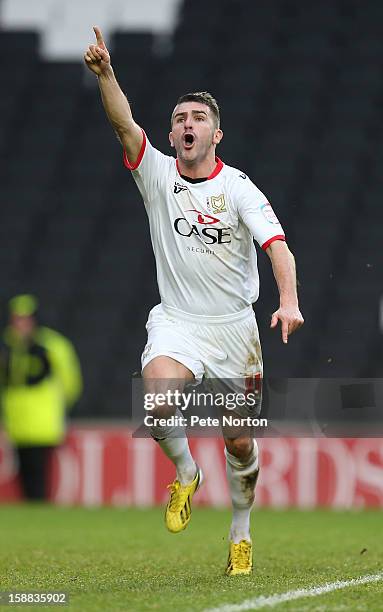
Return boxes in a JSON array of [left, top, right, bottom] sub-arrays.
[[204, 573, 383, 612]]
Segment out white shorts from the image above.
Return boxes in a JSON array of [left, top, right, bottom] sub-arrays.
[[141, 303, 263, 387]]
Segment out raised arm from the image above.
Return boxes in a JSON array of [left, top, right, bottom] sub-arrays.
[[84, 26, 143, 164], [265, 240, 304, 344]]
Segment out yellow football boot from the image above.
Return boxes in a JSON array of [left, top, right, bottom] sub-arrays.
[[165, 466, 203, 533], [225, 539, 253, 576]]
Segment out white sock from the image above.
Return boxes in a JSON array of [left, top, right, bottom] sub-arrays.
[[150, 411, 196, 485], [158, 436, 196, 485], [225, 440, 259, 543]]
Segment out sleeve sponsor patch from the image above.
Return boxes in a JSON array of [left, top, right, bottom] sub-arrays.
[[261, 202, 280, 225]]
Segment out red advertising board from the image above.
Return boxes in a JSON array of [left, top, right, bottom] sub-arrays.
[[1, 428, 382, 507]]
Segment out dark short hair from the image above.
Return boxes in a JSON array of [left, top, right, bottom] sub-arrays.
[[172, 91, 220, 128]]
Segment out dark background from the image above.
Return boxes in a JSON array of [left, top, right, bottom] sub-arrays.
[[0, 0, 382, 418]]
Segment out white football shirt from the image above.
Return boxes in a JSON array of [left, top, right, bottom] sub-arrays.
[[124, 131, 285, 317]]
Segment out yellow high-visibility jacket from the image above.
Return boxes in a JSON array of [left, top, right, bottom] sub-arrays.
[[0, 326, 82, 446]]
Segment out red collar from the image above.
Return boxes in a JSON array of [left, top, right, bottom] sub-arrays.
[[176, 156, 224, 180]]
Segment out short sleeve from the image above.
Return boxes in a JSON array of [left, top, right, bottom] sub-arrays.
[[123, 129, 171, 204], [236, 177, 285, 250]]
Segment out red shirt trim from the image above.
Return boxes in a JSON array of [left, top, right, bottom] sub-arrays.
[[176, 156, 224, 180], [262, 235, 286, 251], [123, 129, 146, 170]]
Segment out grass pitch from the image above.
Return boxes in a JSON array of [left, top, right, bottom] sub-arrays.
[[0, 505, 382, 611]]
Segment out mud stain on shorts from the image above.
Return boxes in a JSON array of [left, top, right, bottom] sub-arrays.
[[245, 330, 262, 372]]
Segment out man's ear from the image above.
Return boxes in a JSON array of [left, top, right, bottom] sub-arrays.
[[213, 128, 223, 145], [169, 131, 175, 147]]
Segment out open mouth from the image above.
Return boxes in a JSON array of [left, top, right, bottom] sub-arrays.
[[183, 133, 195, 148]]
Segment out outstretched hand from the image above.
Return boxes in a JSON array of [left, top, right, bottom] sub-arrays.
[[270, 305, 304, 344], [84, 26, 111, 75]]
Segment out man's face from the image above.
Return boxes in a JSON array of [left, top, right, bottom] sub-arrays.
[[169, 102, 223, 166], [10, 314, 35, 340]]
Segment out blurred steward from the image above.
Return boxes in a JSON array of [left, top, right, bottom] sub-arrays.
[[0, 294, 82, 500]]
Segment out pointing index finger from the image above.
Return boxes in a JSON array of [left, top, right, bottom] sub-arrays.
[[93, 26, 104, 46], [282, 321, 289, 344]]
